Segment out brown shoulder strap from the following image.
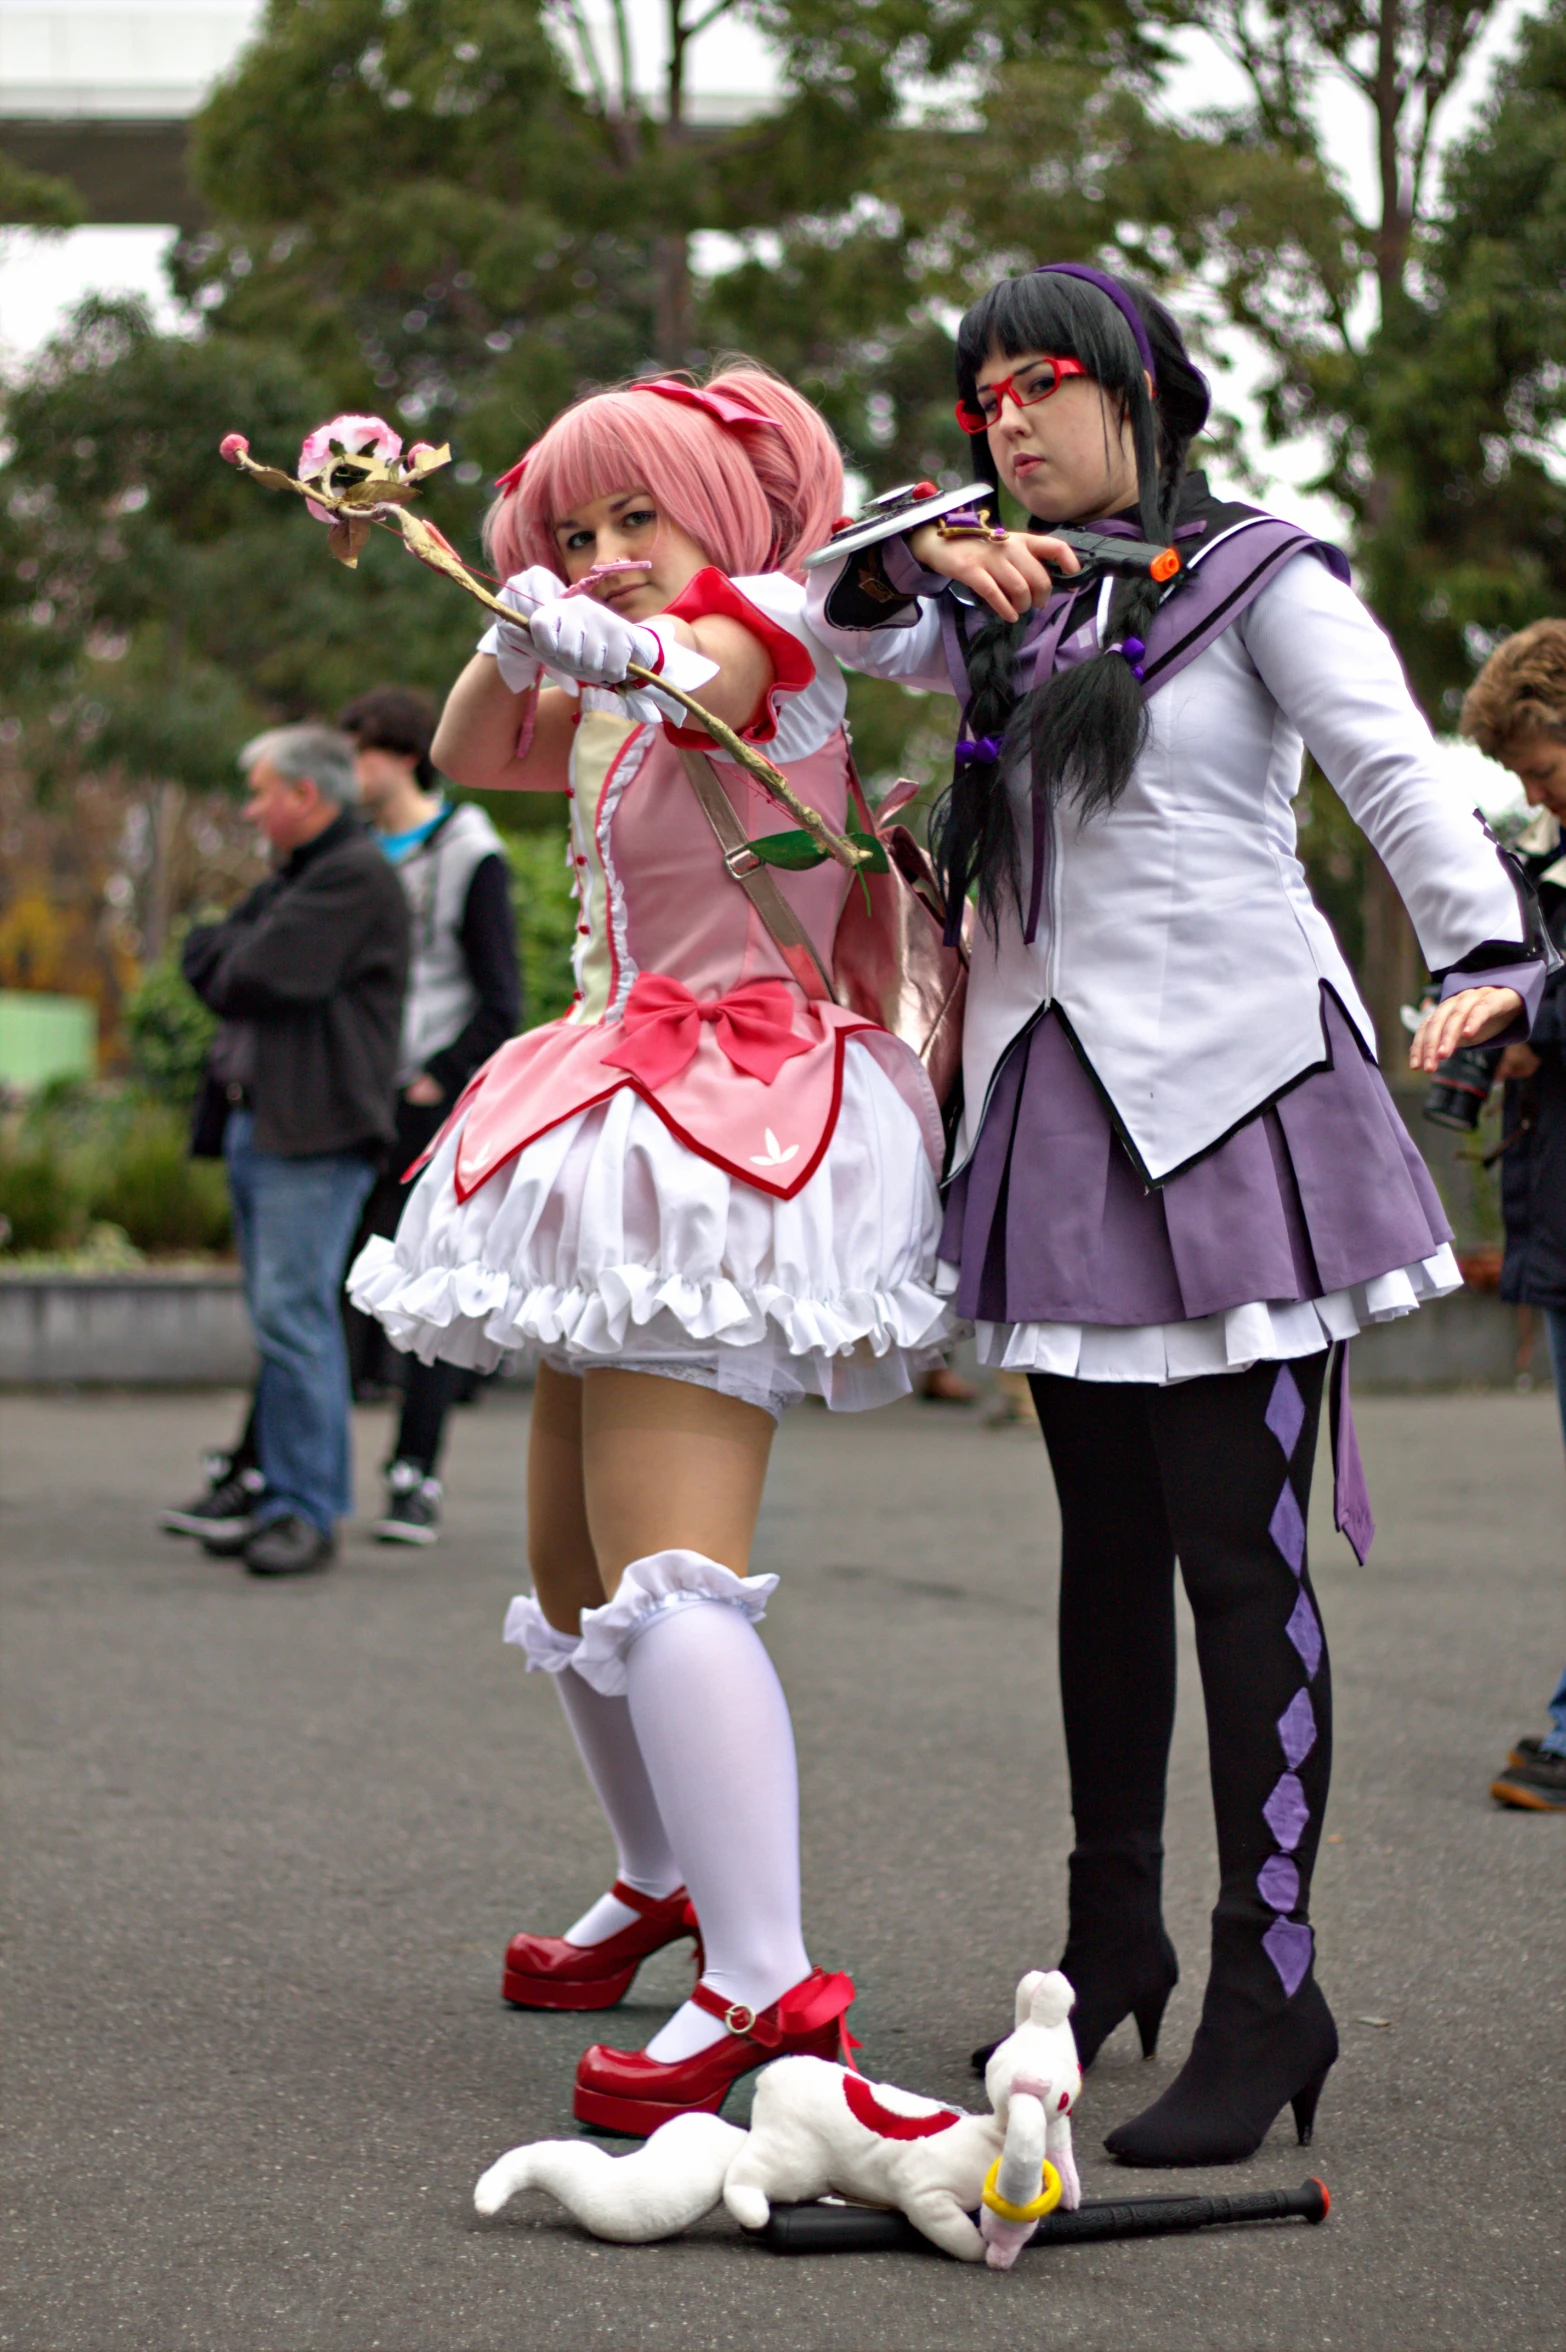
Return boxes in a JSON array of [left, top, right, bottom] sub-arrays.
[[677, 748, 837, 1004]]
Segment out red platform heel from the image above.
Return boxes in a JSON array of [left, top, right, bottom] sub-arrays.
[[572, 1965, 858, 2135], [501, 1881, 701, 2011]]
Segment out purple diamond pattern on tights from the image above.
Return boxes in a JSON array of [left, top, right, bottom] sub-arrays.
[[1258, 1854, 1301, 1912], [1264, 1364, 1306, 1460], [1268, 1482, 1306, 1575], [1286, 1590, 1323, 1681], [1277, 1688, 1318, 1770], [1262, 1771, 1309, 1851], [1262, 1917, 1314, 1998]]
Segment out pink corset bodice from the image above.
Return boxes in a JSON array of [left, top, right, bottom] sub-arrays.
[[450, 705, 937, 1202]]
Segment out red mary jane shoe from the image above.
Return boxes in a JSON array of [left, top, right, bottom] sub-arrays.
[[572, 1965, 858, 2135], [501, 1881, 701, 2011]]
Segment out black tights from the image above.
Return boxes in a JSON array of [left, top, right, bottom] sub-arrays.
[[1031, 1354, 1332, 1992]]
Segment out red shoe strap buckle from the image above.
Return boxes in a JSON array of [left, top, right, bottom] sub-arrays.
[[693, 1967, 856, 2051]]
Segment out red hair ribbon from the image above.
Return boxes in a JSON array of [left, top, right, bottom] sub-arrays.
[[633, 378, 784, 435], [491, 376, 781, 493]]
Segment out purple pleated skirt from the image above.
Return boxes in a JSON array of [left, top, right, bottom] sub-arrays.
[[940, 991, 1452, 1325]]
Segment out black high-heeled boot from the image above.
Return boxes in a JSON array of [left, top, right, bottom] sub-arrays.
[[1103, 1916, 1337, 2164], [973, 1377, 1185, 2080], [1058, 1847, 1180, 2069], [969, 1846, 1178, 2076], [1104, 1355, 1338, 2167]]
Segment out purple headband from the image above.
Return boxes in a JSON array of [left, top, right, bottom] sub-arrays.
[[1032, 263, 1156, 388]]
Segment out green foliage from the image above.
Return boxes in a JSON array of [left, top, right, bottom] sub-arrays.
[[123, 937, 219, 1104], [0, 154, 86, 229], [89, 1106, 234, 1252], [1352, 0, 1566, 721], [504, 827, 577, 1029], [1294, 760, 1366, 975], [0, 1133, 90, 1251], [0, 1088, 232, 1256], [0, 296, 477, 796]]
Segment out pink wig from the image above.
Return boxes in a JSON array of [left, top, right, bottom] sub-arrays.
[[485, 364, 844, 585]]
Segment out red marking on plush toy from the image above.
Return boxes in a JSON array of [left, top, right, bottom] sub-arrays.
[[842, 2075, 961, 2141]]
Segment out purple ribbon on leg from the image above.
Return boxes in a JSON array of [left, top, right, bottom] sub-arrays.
[[1329, 1341, 1374, 1564]]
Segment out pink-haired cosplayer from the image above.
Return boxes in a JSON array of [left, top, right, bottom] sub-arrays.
[[349, 366, 949, 2135]]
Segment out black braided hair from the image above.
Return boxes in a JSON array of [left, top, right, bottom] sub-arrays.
[[930, 272, 1211, 937]]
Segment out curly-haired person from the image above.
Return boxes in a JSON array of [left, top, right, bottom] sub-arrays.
[[1462, 619, 1566, 1812]]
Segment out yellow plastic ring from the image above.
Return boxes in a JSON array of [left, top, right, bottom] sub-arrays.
[[980, 2156, 1062, 2225]]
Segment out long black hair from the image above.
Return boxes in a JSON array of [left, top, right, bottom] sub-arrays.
[[930, 271, 1211, 936]]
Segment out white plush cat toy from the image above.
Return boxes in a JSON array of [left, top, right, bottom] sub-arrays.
[[475, 1969, 1081, 2269]]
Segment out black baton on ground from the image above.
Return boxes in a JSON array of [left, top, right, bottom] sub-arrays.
[[754, 2176, 1329, 2254]]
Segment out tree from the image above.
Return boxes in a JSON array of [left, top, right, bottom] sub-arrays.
[[0, 153, 86, 229], [0, 297, 475, 957], [1355, 0, 1566, 715]]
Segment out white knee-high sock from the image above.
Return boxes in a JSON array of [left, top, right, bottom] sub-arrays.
[[624, 1596, 812, 2061], [553, 1666, 683, 1946]]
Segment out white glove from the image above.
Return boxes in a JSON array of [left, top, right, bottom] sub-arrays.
[[528, 600, 719, 721], [477, 565, 565, 694]]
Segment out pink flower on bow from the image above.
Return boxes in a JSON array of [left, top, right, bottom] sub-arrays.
[[601, 974, 811, 1092], [297, 413, 404, 522]]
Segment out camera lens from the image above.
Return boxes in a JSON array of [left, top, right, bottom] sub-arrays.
[[1422, 1042, 1504, 1132]]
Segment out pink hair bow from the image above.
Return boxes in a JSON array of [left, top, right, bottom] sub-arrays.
[[493, 454, 528, 493], [634, 379, 783, 435], [600, 974, 811, 1092]]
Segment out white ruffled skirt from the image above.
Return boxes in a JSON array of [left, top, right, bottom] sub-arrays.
[[348, 1046, 950, 1416]]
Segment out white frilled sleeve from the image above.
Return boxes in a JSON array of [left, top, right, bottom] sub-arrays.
[[802, 546, 958, 697], [1237, 553, 1527, 971]]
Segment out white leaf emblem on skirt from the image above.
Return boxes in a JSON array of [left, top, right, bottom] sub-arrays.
[[750, 1127, 799, 1168]]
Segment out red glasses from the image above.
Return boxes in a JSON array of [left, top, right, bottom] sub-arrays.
[[955, 356, 1089, 435]]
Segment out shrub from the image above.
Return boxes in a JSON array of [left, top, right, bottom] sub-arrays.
[[505, 829, 578, 1029], [124, 936, 218, 1105], [0, 1091, 231, 1258], [87, 1105, 232, 1252], [0, 1136, 90, 1252]]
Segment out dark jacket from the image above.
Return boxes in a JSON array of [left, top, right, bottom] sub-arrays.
[[184, 810, 410, 1159], [1500, 850, 1566, 1309]]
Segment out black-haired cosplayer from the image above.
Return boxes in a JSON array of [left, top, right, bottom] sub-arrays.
[[807, 263, 1542, 2166]]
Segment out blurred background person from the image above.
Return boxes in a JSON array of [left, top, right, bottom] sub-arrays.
[[166, 724, 409, 1577], [1461, 619, 1566, 1812], [338, 686, 520, 1543]]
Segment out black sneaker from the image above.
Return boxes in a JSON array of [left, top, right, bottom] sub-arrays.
[[244, 1515, 336, 1578], [160, 1453, 266, 1542], [374, 1461, 442, 1546], [1491, 1750, 1566, 1810], [1508, 1735, 1545, 1770]]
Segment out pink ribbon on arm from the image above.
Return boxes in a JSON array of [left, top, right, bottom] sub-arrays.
[[600, 974, 812, 1092]]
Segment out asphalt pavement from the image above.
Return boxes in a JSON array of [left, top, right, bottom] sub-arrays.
[[3, 1381, 1563, 2351]]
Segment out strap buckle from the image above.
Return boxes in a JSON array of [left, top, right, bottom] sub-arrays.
[[723, 845, 762, 879], [723, 2001, 756, 2035]]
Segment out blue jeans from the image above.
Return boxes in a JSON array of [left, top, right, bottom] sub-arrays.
[[1539, 1310, 1566, 1757], [225, 1112, 376, 1535]]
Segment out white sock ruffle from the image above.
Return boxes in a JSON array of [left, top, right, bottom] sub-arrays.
[[573, 1549, 778, 1699]]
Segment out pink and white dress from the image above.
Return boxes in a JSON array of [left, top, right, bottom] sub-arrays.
[[348, 568, 950, 1415]]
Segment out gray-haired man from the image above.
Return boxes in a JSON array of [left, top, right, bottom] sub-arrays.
[[178, 725, 410, 1576]]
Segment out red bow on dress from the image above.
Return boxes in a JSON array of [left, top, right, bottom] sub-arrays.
[[601, 974, 811, 1092]]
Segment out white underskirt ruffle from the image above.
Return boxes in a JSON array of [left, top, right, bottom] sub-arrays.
[[348, 1044, 949, 1414], [962, 1244, 1461, 1384]]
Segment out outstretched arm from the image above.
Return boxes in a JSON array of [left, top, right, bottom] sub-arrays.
[[433, 663, 576, 793], [1242, 554, 1536, 1058]]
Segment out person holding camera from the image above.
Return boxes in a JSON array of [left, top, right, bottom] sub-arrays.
[[1460, 620, 1566, 1812]]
